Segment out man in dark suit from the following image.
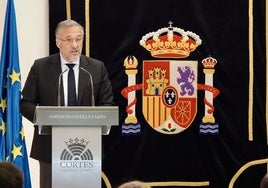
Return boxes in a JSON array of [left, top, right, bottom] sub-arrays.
[[20, 19, 114, 188]]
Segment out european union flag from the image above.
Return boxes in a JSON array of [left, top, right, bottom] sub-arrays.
[[0, 0, 32, 187]]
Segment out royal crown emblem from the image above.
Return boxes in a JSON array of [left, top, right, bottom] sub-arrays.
[[202, 56, 217, 68], [139, 21, 202, 58]]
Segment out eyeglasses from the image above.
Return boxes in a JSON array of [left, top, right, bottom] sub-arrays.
[[58, 37, 83, 44]]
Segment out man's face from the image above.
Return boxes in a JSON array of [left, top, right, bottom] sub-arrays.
[[56, 26, 84, 62]]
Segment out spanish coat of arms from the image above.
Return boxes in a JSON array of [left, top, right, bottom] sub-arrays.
[[121, 22, 220, 135]]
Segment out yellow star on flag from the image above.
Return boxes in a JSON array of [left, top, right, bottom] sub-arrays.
[[0, 119, 6, 136], [11, 144, 23, 160], [0, 98, 7, 112], [9, 69, 21, 85]]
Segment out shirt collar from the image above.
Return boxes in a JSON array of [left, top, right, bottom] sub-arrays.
[[60, 54, 80, 66]]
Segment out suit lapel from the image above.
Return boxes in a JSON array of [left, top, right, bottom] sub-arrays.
[[78, 55, 90, 105], [49, 54, 64, 105]]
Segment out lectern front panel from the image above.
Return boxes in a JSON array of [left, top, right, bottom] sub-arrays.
[[52, 126, 101, 188]]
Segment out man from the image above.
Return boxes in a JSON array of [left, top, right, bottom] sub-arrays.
[[20, 19, 114, 188], [0, 162, 23, 188]]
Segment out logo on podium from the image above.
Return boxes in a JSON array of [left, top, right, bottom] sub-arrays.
[[59, 138, 94, 171]]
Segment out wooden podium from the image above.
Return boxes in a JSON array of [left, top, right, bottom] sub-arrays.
[[34, 106, 119, 188]]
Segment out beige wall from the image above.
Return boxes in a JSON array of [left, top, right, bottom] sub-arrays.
[[0, 0, 49, 187]]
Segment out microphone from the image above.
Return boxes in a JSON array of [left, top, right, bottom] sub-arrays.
[[80, 67, 95, 106], [57, 69, 68, 106]]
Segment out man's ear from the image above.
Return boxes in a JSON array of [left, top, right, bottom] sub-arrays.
[[56, 38, 61, 48]]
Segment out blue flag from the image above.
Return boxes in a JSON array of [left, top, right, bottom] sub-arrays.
[[0, 0, 32, 187]]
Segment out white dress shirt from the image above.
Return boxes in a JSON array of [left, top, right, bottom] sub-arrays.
[[60, 55, 80, 106]]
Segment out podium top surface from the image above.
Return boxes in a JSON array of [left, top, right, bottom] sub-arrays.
[[34, 106, 119, 127], [36, 106, 118, 112]]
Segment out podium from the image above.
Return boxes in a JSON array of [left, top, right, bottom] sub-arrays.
[[34, 106, 119, 188]]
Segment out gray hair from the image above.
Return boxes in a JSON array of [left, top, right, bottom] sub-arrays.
[[55, 19, 84, 38]]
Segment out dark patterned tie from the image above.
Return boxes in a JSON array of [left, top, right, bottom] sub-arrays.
[[66, 64, 76, 106]]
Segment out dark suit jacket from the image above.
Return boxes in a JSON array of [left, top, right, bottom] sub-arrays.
[[20, 53, 114, 163]]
